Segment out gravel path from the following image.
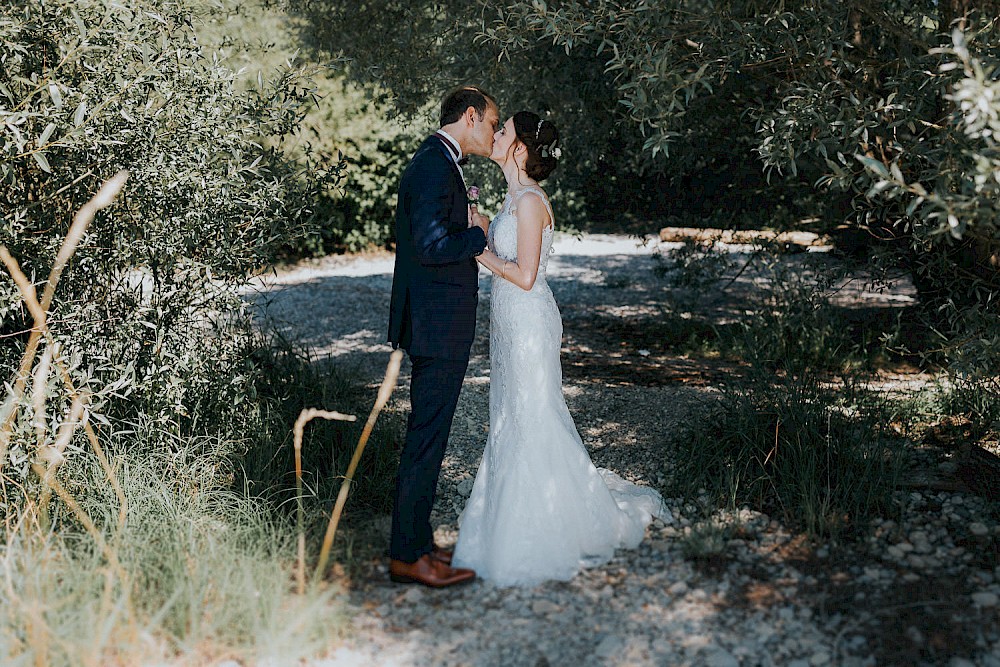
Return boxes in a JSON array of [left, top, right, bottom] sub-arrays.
[[250, 234, 999, 667]]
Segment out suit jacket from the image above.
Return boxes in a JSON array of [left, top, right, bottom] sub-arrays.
[[388, 135, 487, 359]]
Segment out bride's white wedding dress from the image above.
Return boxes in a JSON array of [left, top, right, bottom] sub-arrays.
[[452, 187, 670, 587]]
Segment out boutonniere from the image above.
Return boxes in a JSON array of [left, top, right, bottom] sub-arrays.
[[467, 185, 481, 206]]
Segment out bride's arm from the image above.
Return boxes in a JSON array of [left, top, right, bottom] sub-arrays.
[[476, 193, 549, 291]]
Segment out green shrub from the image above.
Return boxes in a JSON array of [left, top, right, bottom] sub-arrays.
[[0, 3, 379, 662], [657, 238, 907, 373], [307, 80, 421, 254], [0, 0, 341, 484], [661, 242, 906, 538], [892, 375, 1000, 438], [736, 262, 860, 374]]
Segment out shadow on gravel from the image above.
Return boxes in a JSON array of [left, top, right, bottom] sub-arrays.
[[247, 248, 998, 666], [560, 312, 741, 387], [696, 534, 997, 667], [243, 272, 395, 378]]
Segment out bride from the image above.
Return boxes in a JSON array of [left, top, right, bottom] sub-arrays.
[[452, 111, 671, 587]]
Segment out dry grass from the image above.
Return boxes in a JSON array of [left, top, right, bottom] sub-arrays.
[[0, 174, 404, 665]]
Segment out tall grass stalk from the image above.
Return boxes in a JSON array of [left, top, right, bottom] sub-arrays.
[[1, 174, 141, 649], [3, 390, 347, 664], [0, 172, 128, 468], [239, 336, 402, 530], [0, 177, 129, 532], [314, 348, 403, 582], [292, 407, 357, 593]]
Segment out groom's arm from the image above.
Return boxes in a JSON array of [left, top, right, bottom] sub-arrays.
[[408, 158, 486, 266]]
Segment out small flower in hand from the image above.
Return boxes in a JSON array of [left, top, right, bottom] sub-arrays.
[[467, 185, 480, 206]]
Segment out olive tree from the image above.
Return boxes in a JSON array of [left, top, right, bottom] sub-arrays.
[[1, 0, 343, 484], [288, 0, 1000, 376]]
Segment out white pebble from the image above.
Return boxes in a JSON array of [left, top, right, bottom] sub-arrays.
[[652, 638, 673, 654], [532, 599, 561, 615], [594, 635, 625, 659], [704, 647, 739, 667], [668, 581, 689, 596], [401, 587, 425, 604], [972, 592, 999, 607], [810, 650, 831, 665]]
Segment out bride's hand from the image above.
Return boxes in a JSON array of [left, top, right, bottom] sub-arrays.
[[476, 249, 493, 265]]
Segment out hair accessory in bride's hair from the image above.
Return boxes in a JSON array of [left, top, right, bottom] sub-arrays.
[[535, 119, 545, 140], [539, 140, 561, 160]]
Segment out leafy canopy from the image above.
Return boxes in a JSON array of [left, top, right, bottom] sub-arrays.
[[289, 0, 1000, 373]]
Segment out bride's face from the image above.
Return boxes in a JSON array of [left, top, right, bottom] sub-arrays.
[[490, 117, 520, 165]]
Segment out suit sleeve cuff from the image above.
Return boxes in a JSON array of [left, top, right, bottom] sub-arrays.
[[473, 226, 487, 256]]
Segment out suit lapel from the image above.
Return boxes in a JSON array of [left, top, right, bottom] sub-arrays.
[[434, 131, 461, 160], [429, 135, 466, 192]]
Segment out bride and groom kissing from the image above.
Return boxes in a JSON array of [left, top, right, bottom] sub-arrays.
[[386, 86, 669, 588]]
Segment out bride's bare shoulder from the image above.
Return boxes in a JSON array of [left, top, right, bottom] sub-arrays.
[[514, 191, 551, 227]]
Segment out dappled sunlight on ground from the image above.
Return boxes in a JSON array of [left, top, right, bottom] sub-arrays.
[[249, 234, 997, 667]]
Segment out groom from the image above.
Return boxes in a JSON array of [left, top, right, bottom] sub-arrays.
[[386, 86, 499, 587]]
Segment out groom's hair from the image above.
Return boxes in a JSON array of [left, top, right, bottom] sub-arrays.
[[440, 86, 496, 127]]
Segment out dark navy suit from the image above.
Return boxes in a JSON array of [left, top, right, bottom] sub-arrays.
[[387, 134, 487, 563]]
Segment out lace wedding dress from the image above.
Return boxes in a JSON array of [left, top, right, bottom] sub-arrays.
[[452, 187, 670, 587]]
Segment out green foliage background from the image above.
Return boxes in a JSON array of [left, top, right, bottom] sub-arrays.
[[285, 0, 1000, 374], [1, 0, 337, 460], [0, 1, 399, 662]]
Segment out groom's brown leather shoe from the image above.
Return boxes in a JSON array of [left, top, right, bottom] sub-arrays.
[[389, 554, 475, 588], [430, 545, 453, 565]]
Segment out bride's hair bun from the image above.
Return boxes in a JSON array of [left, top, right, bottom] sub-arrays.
[[513, 111, 560, 182]]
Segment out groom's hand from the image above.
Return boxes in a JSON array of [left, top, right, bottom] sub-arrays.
[[469, 206, 489, 235]]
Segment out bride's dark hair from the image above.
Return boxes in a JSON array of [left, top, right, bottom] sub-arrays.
[[512, 111, 559, 182]]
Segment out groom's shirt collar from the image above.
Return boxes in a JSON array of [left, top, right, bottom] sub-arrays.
[[435, 130, 463, 164]]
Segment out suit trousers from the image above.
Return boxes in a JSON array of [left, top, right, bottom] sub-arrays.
[[390, 354, 470, 563]]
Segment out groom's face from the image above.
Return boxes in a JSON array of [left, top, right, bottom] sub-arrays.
[[466, 102, 500, 158]]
